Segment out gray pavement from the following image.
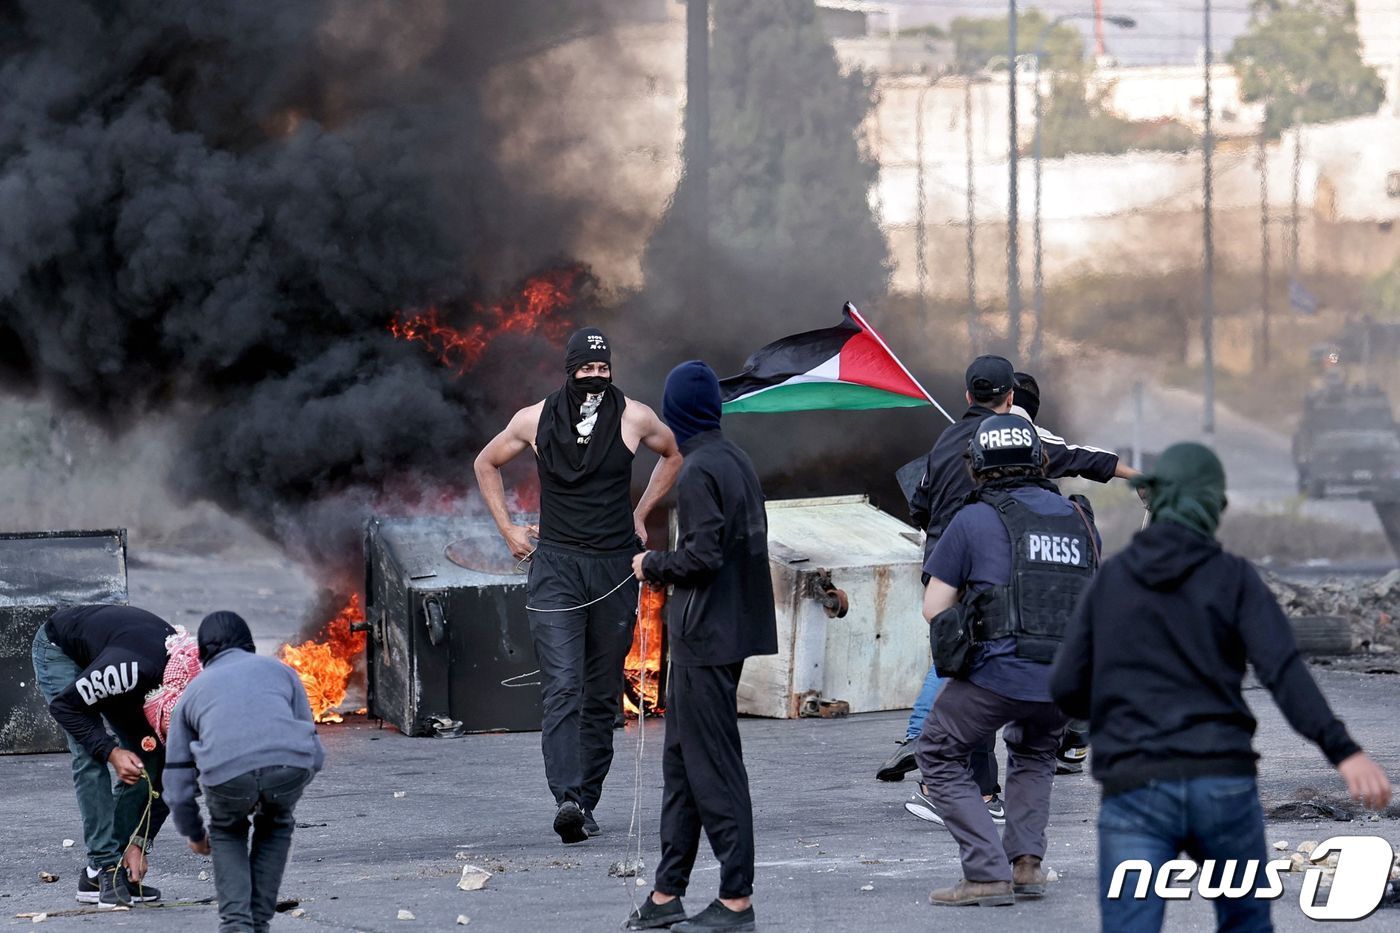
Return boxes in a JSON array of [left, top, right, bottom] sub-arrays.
[[3, 665, 1398, 932]]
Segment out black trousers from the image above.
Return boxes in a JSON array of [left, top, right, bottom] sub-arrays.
[[526, 543, 638, 810], [656, 662, 756, 901]]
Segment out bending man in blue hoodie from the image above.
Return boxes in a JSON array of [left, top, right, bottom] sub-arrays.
[[165, 612, 325, 933], [1050, 442, 1391, 933]]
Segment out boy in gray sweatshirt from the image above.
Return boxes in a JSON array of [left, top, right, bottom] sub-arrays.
[[164, 611, 325, 933]]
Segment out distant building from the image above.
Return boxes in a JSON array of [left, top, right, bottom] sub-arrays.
[[1355, 0, 1400, 112]]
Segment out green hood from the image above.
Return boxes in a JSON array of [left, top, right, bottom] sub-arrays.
[[1129, 442, 1228, 538]]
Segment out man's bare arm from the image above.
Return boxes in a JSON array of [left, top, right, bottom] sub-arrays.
[[629, 402, 683, 546], [1114, 462, 1141, 480], [473, 406, 540, 560], [923, 578, 959, 622]]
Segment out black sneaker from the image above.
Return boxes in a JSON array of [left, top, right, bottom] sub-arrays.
[[876, 739, 918, 782], [985, 794, 1007, 825], [76, 869, 101, 904], [97, 867, 129, 909], [673, 900, 756, 932], [554, 801, 588, 844], [118, 867, 161, 903], [584, 809, 601, 837], [904, 786, 945, 825], [623, 893, 686, 930]]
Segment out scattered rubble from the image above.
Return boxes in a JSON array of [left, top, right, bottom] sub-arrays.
[[608, 858, 645, 878], [1272, 840, 1288, 850], [859, 884, 874, 892], [457, 865, 491, 891], [290, 908, 306, 919], [199, 871, 210, 881], [36, 872, 57, 883], [30, 913, 46, 924], [397, 908, 416, 920], [61, 840, 74, 849], [393, 791, 407, 799], [457, 917, 470, 926], [1266, 572, 1399, 650]]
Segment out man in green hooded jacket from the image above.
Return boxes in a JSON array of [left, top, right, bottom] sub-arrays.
[[1050, 442, 1391, 932]]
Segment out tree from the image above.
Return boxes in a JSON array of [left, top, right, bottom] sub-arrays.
[[1229, 0, 1385, 136], [949, 10, 1084, 72], [638, 0, 889, 361], [1039, 70, 1197, 158], [1372, 259, 1400, 318]]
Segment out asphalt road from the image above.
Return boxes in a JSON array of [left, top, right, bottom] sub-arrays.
[[3, 664, 1397, 932]]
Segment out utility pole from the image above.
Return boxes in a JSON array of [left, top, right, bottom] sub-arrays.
[[686, 0, 710, 316], [915, 82, 932, 317], [1007, 0, 1022, 355], [1201, 0, 1216, 437], [1258, 131, 1271, 370], [1291, 123, 1302, 281]]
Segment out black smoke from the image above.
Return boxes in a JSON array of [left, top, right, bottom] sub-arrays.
[[0, 0, 627, 573]]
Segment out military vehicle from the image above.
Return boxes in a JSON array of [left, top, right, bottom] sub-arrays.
[[1292, 382, 1400, 500]]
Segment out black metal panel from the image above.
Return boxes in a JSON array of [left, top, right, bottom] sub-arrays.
[[0, 530, 129, 754], [365, 517, 541, 736]]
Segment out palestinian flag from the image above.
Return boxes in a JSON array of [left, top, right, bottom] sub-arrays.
[[720, 303, 953, 420]]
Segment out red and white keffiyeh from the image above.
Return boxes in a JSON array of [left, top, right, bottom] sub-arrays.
[[143, 627, 203, 743]]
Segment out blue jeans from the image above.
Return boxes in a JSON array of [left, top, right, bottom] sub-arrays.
[[1098, 776, 1273, 933], [205, 765, 315, 933], [31, 626, 154, 870], [905, 665, 945, 741]]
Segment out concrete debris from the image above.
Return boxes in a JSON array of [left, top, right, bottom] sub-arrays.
[[457, 917, 470, 926], [635, 878, 646, 887], [455, 851, 470, 861], [1046, 869, 1059, 883], [30, 914, 46, 924], [398, 909, 416, 920], [608, 858, 645, 878], [1297, 841, 1319, 855], [1272, 840, 1288, 850], [393, 791, 407, 799], [1289, 853, 1308, 873], [457, 865, 492, 891], [199, 870, 210, 881], [1265, 573, 1399, 649], [61, 840, 74, 848], [291, 908, 306, 918], [37, 871, 58, 883], [859, 884, 874, 891]]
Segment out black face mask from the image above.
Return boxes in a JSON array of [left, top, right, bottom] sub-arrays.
[[570, 375, 612, 396]]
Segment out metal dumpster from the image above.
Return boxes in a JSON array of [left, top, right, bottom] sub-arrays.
[[0, 529, 129, 754], [363, 516, 542, 736], [738, 496, 926, 719]]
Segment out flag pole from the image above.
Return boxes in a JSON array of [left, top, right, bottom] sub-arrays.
[[844, 303, 955, 423]]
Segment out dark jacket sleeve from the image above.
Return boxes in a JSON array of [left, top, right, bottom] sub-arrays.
[[1040, 426, 1119, 483], [48, 649, 131, 762], [642, 464, 725, 587], [1050, 579, 1096, 719], [907, 452, 933, 530], [1236, 564, 1361, 766]]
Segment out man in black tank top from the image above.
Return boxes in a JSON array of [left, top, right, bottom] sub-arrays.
[[475, 328, 682, 844]]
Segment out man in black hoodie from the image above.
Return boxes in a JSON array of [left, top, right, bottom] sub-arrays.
[[1050, 442, 1391, 932], [31, 604, 173, 908], [623, 360, 778, 933]]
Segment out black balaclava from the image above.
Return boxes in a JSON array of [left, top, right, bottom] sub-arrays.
[[197, 611, 256, 665], [662, 360, 722, 447], [1013, 371, 1041, 420], [536, 327, 624, 482]]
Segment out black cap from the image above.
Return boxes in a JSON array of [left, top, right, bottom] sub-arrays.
[[965, 355, 1015, 401], [1013, 371, 1041, 420]]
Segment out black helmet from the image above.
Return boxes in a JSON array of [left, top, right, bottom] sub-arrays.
[[968, 414, 1042, 473]]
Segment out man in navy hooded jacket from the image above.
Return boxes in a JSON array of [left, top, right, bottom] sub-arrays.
[[1050, 442, 1391, 932], [624, 360, 777, 933]]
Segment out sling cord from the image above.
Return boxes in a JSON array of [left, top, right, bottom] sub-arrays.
[[122, 767, 159, 899]]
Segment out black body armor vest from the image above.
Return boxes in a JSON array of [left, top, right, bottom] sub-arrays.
[[964, 490, 1099, 664]]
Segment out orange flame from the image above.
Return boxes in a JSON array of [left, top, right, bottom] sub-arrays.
[[624, 584, 665, 716], [278, 594, 366, 723], [389, 265, 585, 374]]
